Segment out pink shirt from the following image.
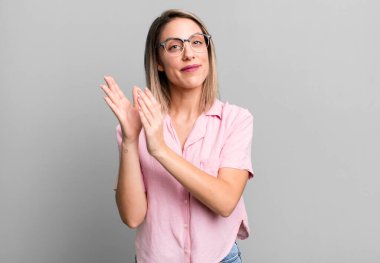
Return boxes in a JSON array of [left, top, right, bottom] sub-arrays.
[[115, 99, 254, 263]]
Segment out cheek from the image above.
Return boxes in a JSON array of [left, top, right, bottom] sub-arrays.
[[202, 53, 210, 67], [161, 59, 179, 74], [203, 58, 210, 76], [164, 61, 183, 79]]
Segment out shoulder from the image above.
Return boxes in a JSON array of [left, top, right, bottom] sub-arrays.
[[218, 99, 253, 125]]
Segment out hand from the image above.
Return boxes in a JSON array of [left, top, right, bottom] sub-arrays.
[[137, 88, 166, 156], [101, 76, 142, 143]]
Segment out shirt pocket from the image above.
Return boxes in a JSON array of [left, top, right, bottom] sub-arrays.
[[200, 157, 220, 177]]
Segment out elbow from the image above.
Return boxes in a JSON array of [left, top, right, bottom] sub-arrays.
[[115, 192, 147, 229], [217, 195, 243, 217], [219, 208, 233, 218], [218, 203, 237, 218], [121, 217, 143, 229], [125, 221, 140, 229], [118, 207, 146, 229]]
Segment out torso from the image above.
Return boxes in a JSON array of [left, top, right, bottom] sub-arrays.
[[171, 118, 198, 151], [133, 99, 254, 262]]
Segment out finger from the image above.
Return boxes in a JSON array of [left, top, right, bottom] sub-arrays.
[[103, 96, 120, 119], [132, 86, 142, 109], [104, 76, 116, 92], [100, 84, 120, 105], [144, 87, 160, 111], [144, 87, 157, 104], [143, 87, 162, 115], [109, 77, 126, 99], [137, 96, 153, 126], [138, 89, 156, 116], [104, 76, 124, 99], [138, 105, 150, 129]]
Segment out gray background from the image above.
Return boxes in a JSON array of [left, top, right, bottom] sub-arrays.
[[1, 0, 379, 262]]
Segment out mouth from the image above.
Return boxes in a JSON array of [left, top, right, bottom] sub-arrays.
[[181, 64, 201, 72]]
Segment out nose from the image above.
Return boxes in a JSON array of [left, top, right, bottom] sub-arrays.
[[182, 41, 195, 60]]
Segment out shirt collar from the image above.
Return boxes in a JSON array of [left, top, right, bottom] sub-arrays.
[[163, 98, 223, 151], [204, 98, 223, 119]]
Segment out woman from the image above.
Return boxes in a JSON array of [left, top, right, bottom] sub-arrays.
[[100, 9, 254, 263]]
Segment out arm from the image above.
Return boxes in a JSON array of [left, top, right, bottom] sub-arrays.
[[100, 76, 147, 228], [136, 88, 253, 217], [154, 147, 249, 217], [115, 139, 147, 228]]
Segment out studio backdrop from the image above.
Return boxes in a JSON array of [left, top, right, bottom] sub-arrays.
[[0, 0, 379, 262]]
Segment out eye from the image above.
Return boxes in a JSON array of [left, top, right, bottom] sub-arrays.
[[166, 39, 183, 53], [191, 36, 205, 46], [168, 44, 182, 51], [192, 40, 203, 46]]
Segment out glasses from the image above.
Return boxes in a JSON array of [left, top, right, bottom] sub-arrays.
[[159, 33, 211, 56]]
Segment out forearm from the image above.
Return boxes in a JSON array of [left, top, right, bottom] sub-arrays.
[[153, 146, 240, 217], [115, 140, 147, 228]]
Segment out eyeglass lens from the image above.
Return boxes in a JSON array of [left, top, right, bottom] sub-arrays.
[[165, 34, 209, 55]]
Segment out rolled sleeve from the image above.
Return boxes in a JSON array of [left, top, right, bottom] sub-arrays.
[[219, 109, 254, 179]]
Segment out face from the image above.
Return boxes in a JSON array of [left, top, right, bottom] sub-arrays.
[[157, 18, 210, 92]]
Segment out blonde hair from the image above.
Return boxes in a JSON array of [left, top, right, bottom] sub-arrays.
[[144, 9, 219, 114]]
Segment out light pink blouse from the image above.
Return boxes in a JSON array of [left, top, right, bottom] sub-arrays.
[[115, 99, 254, 263]]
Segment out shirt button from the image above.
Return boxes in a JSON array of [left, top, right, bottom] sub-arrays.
[[184, 224, 188, 229], [184, 199, 188, 204]]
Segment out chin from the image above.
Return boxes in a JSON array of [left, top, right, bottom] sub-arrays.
[[183, 82, 205, 90], [171, 78, 205, 90], [184, 77, 207, 89]]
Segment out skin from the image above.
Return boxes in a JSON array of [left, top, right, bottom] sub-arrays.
[[101, 18, 249, 228]]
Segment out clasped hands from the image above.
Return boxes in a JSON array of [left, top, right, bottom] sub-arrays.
[[100, 76, 166, 157]]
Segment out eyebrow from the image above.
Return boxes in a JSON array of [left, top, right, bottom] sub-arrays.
[[160, 32, 203, 43]]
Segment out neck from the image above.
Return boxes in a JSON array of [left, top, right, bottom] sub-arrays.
[[169, 86, 202, 120]]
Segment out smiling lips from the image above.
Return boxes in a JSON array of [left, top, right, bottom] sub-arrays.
[[181, 64, 201, 72]]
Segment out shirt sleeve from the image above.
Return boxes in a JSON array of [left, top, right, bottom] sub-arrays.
[[219, 109, 254, 179]]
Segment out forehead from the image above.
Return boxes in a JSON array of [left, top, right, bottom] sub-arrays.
[[160, 18, 203, 41]]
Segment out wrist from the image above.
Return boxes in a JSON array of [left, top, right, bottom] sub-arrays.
[[121, 138, 139, 147], [151, 144, 170, 160]]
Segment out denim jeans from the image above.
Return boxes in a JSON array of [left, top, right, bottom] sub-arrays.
[[134, 242, 242, 263], [220, 242, 242, 263]]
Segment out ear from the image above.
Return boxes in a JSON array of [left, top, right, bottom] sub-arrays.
[[157, 64, 164, 72]]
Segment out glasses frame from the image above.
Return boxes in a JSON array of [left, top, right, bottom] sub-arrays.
[[159, 33, 212, 56]]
